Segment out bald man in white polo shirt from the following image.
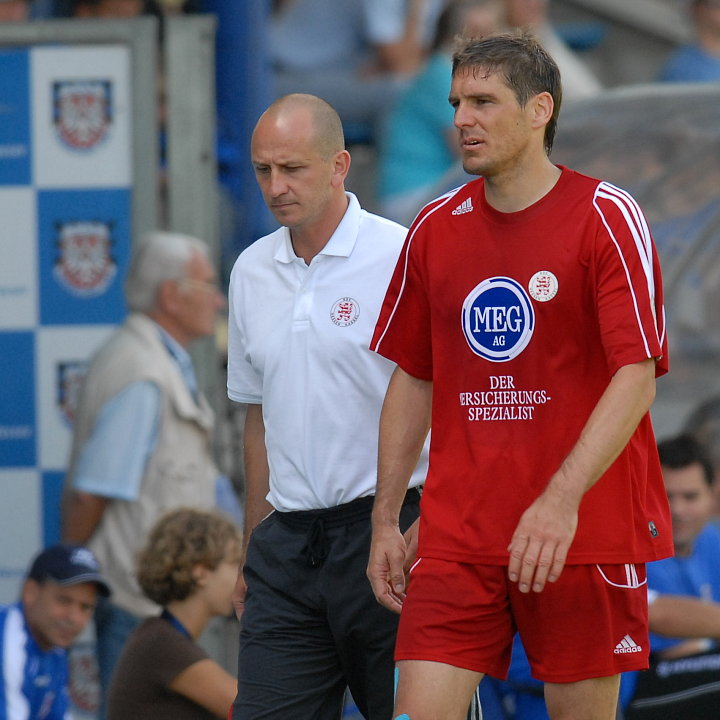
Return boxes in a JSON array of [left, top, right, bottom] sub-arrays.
[[226, 93, 427, 720]]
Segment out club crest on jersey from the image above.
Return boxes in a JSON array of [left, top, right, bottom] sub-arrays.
[[53, 79, 112, 151], [330, 297, 360, 327], [528, 270, 558, 302], [53, 220, 117, 297], [57, 361, 88, 427], [462, 277, 534, 362]]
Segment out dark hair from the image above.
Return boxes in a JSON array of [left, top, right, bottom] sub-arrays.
[[452, 31, 562, 154], [658, 434, 715, 486], [683, 396, 720, 470]]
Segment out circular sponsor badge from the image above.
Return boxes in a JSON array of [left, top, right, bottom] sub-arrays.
[[461, 277, 534, 362], [528, 270, 559, 302]]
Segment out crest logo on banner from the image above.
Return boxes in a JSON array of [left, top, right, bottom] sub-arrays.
[[57, 361, 88, 427], [53, 80, 113, 151], [53, 220, 117, 297]]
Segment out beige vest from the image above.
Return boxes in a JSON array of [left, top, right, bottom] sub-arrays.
[[66, 313, 217, 616]]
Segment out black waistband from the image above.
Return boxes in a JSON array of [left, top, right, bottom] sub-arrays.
[[274, 487, 421, 531], [275, 487, 421, 568]]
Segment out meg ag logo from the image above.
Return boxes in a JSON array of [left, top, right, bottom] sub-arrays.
[[461, 277, 534, 362]]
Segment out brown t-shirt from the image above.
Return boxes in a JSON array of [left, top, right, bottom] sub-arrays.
[[107, 616, 218, 719]]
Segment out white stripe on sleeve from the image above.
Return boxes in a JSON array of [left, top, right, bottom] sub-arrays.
[[3, 606, 31, 720], [372, 189, 460, 353]]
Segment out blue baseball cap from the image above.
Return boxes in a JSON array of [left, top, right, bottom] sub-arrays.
[[27, 543, 111, 597]]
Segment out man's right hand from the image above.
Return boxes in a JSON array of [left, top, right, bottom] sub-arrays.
[[367, 523, 408, 614], [232, 566, 247, 620]]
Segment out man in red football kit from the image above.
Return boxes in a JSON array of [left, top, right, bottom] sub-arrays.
[[367, 32, 673, 720]]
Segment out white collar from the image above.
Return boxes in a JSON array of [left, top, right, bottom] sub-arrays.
[[273, 192, 361, 264]]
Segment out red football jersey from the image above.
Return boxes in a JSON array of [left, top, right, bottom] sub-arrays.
[[372, 167, 672, 565]]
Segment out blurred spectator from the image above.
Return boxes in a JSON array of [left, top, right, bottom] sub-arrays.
[[377, 0, 502, 225], [0, 0, 30, 21], [624, 434, 720, 718], [647, 435, 720, 656], [502, 0, 602, 101], [658, 0, 720, 82], [107, 508, 239, 720], [648, 589, 720, 639], [61, 231, 228, 716], [0, 543, 111, 719], [684, 396, 720, 516], [269, 0, 445, 141]]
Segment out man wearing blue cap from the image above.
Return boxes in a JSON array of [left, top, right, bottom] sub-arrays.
[[0, 543, 111, 719]]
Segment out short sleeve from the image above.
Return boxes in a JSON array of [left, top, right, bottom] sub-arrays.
[[372, 218, 433, 380], [363, 0, 441, 47], [227, 264, 263, 403], [150, 626, 209, 687], [72, 381, 161, 500], [362, 0, 405, 45], [593, 183, 668, 377]]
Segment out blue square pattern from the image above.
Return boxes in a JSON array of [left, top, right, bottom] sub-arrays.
[[38, 188, 130, 325], [0, 49, 32, 186], [0, 332, 36, 467], [42, 471, 64, 546]]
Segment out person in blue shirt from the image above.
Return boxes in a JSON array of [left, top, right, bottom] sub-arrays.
[[487, 434, 720, 719], [0, 543, 111, 720], [622, 434, 720, 717], [658, 0, 720, 82], [646, 434, 720, 653]]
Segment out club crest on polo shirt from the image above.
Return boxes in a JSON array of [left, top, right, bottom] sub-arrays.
[[462, 277, 534, 362], [330, 297, 360, 327]]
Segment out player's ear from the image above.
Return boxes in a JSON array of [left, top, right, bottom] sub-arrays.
[[21, 578, 41, 607], [191, 563, 209, 587], [156, 277, 184, 317], [331, 150, 351, 188], [531, 91, 554, 131]]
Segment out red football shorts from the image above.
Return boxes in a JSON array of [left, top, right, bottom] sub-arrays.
[[395, 557, 649, 683]]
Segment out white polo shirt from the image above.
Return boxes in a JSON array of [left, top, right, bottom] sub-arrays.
[[227, 193, 427, 511]]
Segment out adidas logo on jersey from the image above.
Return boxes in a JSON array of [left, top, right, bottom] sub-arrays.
[[451, 198, 473, 215], [613, 635, 643, 654]]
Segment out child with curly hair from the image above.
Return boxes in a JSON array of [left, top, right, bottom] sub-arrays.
[[107, 508, 240, 719]]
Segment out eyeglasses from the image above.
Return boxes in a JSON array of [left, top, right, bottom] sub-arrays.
[[178, 278, 222, 294]]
